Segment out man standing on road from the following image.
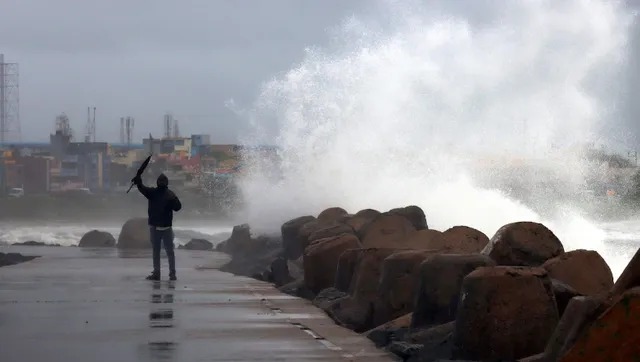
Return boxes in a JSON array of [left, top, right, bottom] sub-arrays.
[[132, 173, 182, 281]]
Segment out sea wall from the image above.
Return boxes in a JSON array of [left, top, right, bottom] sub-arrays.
[[215, 205, 640, 361]]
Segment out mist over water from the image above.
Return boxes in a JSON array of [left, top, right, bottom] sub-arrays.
[[0, 223, 231, 248], [237, 0, 636, 276]]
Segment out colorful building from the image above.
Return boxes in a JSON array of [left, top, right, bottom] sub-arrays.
[[1, 135, 262, 194], [20, 156, 52, 194], [143, 137, 191, 156], [111, 149, 147, 168], [84, 152, 110, 191], [0, 161, 4, 193], [191, 134, 211, 157], [51, 155, 109, 192], [2, 160, 23, 190], [143, 135, 212, 159]]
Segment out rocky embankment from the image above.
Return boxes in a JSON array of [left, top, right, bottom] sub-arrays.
[[0, 252, 39, 267], [215, 205, 640, 362]]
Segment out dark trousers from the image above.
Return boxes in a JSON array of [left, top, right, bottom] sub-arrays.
[[150, 226, 176, 276]]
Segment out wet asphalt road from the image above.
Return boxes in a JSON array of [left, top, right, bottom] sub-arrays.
[[0, 246, 396, 362]]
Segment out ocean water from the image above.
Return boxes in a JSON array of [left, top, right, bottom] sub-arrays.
[[0, 218, 636, 280], [592, 219, 640, 278], [0, 222, 232, 249]]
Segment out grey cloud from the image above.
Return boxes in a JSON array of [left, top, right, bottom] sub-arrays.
[[0, 0, 369, 142], [1, 0, 639, 146], [1, 1, 365, 53]]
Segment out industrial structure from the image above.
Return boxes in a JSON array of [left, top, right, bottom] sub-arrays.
[[0, 54, 20, 144], [163, 112, 180, 138], [84, 107, 96, 143], [173, 118, 180, 138], [120, 116, 135, 147]]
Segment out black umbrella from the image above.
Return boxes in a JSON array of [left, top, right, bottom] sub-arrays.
[[127, 153, 152, 193]]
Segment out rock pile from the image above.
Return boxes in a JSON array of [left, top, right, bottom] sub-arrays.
[[79, 230, 116, 247], [0, 252, 39, 267], [178, 238, 214, 251], [216, 206, 637, 361], [116, 217, 150, 249], [216, 224, 288, 285], [12, 240, 62, 247]]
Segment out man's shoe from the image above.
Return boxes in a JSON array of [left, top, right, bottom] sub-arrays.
[[146, 273, 160, 281], [169, 274, 177, 281]]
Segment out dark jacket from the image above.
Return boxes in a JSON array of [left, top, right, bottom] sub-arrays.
[[135, 180, 182, 227]]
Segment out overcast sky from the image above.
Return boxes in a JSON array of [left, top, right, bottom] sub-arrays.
[[2, 0, 640, 146], [0, 0, 370, 143]]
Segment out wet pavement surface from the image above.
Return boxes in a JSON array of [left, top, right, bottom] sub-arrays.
[[0, 246, 396, 362]]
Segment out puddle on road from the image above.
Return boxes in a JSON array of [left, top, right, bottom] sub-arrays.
[[250, 312, 320, 320], [139, 341, 178, 361], [149, 309, 174, 328]]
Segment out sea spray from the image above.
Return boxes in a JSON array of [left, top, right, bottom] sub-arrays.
[[237, 0, 635, 276]]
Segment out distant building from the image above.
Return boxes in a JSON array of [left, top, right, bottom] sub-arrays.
[[1, 159, 23, 190], [20, 156, 52, 194], [172, 138, 192, 158], [66, 142, 109, 155], [0, 166, 4, 194], [191, 134, 211, 157], [191, 134, 210, 146], [51, 154, 80, 191], [209, 144, 238, 153], [111, 149, 146, 167], [143, 136, 193, 158], [50, 130, 72, 160], [109, 162, 130, 189], [84, 152, 110, 191], [49, 142, 110, 192], [143, 137, 162, 155]]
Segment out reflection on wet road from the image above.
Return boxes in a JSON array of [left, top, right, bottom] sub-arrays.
[[147, 282, 177, 360], [0, 246, 394, 362], [150, 282, 175, 328]]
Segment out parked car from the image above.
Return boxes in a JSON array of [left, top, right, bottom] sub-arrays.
[[8, 187, 24, 198]]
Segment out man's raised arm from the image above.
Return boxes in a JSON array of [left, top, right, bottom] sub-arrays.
[[171, 192, 182, 212], [133, 175, 153, 199]]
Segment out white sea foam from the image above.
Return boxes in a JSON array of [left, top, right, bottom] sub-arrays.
[[236, 0, 637, 278]]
